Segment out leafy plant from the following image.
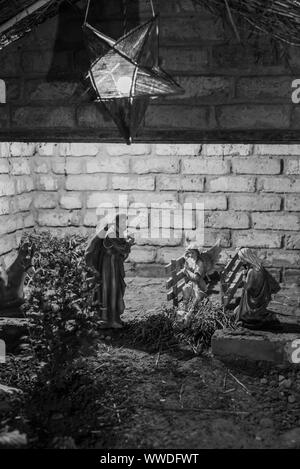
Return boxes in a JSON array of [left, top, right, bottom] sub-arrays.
[[22, 232, 99, 375]]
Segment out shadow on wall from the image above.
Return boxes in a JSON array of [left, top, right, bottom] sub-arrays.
[[47, 0, 142, 99]]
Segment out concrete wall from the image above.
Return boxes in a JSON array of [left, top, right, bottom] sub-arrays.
[[0, 142, 299, 284], [0, 0, 300, 142]]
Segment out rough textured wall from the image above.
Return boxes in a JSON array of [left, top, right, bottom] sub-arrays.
[[0, 142, 299, 284], [0, 142, 35, 266], [0, 0, 300, 142]]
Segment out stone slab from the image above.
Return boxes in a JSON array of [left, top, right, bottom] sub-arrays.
[[212, 327, 300, 366]]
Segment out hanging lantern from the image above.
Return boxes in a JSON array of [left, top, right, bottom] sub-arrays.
[[83, 0, 183, 144]]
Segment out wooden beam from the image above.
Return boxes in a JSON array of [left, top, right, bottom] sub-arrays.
[[0, 0, 54, 37]]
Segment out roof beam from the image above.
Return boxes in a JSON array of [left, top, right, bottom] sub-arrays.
[[0, 0, 54, 36]]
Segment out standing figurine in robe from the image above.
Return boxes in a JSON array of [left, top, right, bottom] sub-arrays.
[[85, 213, 134, 329], [235, 248, 281, 330]]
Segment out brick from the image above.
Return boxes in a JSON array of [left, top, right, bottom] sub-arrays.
[[182, 158, 229, 175], [24, 213, 35, 228], [36, 175, 58, 191], [208, 176, 255, 192], [34, 157, 50, 173], [0, 143, 10, 158], [156, 247, 185, 264], [0, 159, 9, 173], [128, 246, 157, 264], [25, 81, 78, 101], [37, 211, 81, 227], [183, 193, 227, 210], [60, 194, 82, 210], [229, 194, 281, 211], [66, 158, 83, 174], [0, 234, 16, 254], [112, 175, 155, 191], [0, 197, 10, 215], [51, 158, 65, 174], [156, 144, 201, 156], [15, 176, 34, 194], [157, 175, 204, 191], [135, 233, 182, 247], [285, 195, 300, 211], [211, 43, 277, 69], [203, 229, 231, 248], [87, 192, 131, 209], [258, 177, 300, 193], [146, 105, 212, 129], [66, 175, 108, 191], [106, 143, 150, 156], [205, 211, 250, 229], [0, 175, 15, 196], [285, 159, 300, 175], [255, 145, 300, 156], [34, 193, 57, 209], [205, 144, 253, 157], [216, 105, 290, 129], [13, 193, 33, 212], [61, 143, 100, 157], [37, 143, 58, 156], [86, 155, 129, 173], [131, 156, 179, 174], [12, 106, 75, 128], [77, 104, 113, 128], [0, 214, 23, 235], [83, 211, 98, 227], [160, 47, 208, 72], [9, 142, 36, 157], [232, 231, 282, 248], [237, 77, 291, 100], [285, 233, 300, 250], [173, 76, 232, 101], [232, 157, 281, 175], [264, 250, 300, 268], [252, 213, 299, 231], [283, 270, 300, 285], [10, 158, 31, 175]]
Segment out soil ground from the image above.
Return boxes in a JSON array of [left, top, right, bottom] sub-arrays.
[[0, 277, 300, 449]]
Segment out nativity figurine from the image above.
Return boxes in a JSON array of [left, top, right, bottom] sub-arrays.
[[234, 248, 281, 331], [0, 241, 34, 314], [177, 240, 222, 322], [85, 213, 134, 329]]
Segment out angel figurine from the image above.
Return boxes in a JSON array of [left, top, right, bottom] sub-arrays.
[[181, 240, 222, 314], [85, 212, 135, 329]]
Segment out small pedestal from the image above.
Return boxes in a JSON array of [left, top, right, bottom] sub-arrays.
[[212, 327, 300, 367]]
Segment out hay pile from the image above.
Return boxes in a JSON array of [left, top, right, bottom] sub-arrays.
[[197, 0, 300, 45]]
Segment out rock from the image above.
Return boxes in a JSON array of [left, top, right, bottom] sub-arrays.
[[260, 378, 268, 385], [280, 428, 300, 448], [278, 375, 285, 382], [212, 328, 300, 366], [288, 395, 296, 404]]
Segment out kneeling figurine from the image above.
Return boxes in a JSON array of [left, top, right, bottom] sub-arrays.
[[234, 248, 281, 331]]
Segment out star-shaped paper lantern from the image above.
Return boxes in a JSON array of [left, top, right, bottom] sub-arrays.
[[83, 14, 183, 144]]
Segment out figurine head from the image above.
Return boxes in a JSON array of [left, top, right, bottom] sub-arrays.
[[238, 248, 262, 271], [185, 243, 200, 262]]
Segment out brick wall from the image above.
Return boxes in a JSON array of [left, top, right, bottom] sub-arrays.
[[0, 142, 299, 285], [0, 0, 300, 142]]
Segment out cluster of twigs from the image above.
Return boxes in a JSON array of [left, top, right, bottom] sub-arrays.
[[126, 299, 235, 354], [196, 0, 300, 46]]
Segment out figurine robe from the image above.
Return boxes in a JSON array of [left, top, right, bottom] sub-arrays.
[[85, 218, 133, 328], [235, 248, 281, 330]]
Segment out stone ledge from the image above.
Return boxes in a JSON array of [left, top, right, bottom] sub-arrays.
[[212, 327, 300, 367]]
